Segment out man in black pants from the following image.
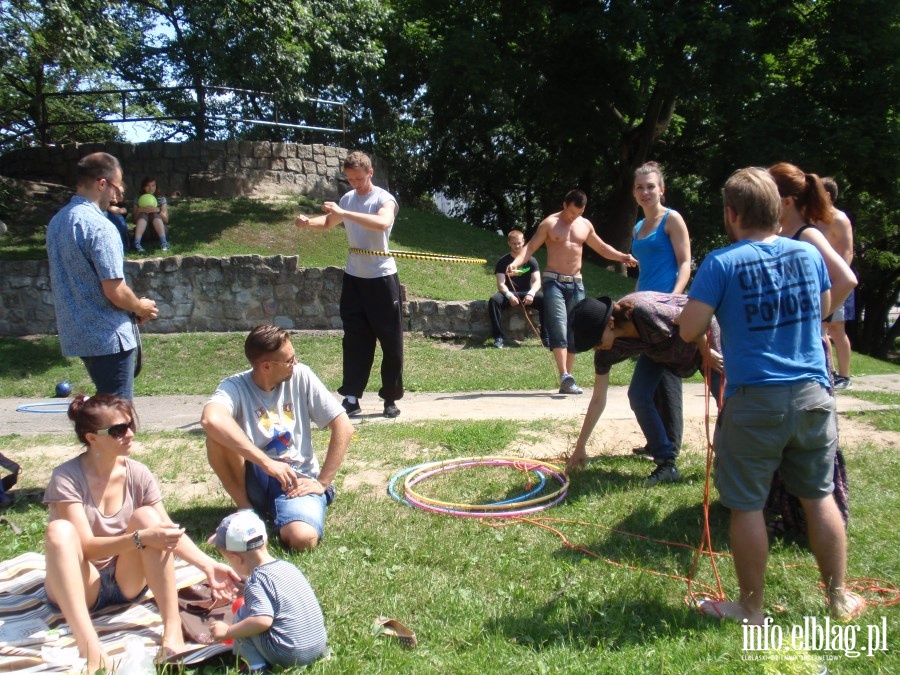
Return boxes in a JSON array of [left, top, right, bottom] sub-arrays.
[[488, 229, 546, 349], [295, 151, 403, 418]]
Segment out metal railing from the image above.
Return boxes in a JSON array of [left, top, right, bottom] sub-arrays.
[[4, 85, 346, 145]]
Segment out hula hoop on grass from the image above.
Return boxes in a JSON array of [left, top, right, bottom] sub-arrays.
[[15, 401, 70, 414], [388, 456, 568, 518]]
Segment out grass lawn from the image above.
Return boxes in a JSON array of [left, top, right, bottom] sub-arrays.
[[1, 416, 897, 674], [1, 333, 898, 400]]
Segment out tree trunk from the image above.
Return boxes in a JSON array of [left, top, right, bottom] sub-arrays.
[[599, 86, 678, 262]]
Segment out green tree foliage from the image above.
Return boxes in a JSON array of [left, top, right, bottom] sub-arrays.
[[111, 0, 386, 141], [374, 0, 898, 356], [0, 0, 126, 149]]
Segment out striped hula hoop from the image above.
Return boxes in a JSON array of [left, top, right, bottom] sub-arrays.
[[349, 248, 487, 264]]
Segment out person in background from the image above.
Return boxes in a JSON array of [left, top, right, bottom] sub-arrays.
[[678, 167, 864, 625], [43, 394, 239, 672], [133, 176, 170, 252], [105, 186, 131, 252], [817, 177, 855, 390], [629, 161, 692, 461], [507, 189, 637, 395], [488, 229, 546, 349], [295, 151, 403, 418]]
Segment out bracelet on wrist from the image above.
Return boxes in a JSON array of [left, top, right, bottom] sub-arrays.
[[133, 529, 144, 550]]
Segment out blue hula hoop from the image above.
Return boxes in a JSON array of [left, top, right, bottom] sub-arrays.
[[15, 401, 70, 414]]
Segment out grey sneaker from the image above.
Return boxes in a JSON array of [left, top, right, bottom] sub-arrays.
[[134, 241, 145, 252], [383, 401, 401, 418], [559, 374, 583, 395], [493, 337, 504, 349], [644, 462, 680, 487], [833, 376, 852, 391], [161, 242, 170, 251]]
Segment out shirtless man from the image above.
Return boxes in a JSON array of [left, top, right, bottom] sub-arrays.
[[508, 189, 637, 394], [816, 177, 854, 389]]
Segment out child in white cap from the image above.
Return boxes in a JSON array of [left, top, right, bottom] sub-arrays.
[[208, 511, 328, 670]]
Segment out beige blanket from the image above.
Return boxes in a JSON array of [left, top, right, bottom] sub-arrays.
[[0, 552, 229, 673]]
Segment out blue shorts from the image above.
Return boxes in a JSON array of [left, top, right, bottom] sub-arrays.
[[245, 464, 334, 539], [831, 292, 855, 322], [48, 561, 147, 613]]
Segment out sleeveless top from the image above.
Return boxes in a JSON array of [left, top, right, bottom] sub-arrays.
[[632, 209, 679, 293]]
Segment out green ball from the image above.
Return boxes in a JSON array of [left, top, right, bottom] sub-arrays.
[[138, 193, 158, 208]]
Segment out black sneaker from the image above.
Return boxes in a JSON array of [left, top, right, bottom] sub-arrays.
[[341, 398, 361, 416], [644, 461, 680, 487], [383, 401, 401, 418]]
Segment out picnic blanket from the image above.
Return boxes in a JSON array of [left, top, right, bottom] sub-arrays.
[[0, 552, 230, 673]]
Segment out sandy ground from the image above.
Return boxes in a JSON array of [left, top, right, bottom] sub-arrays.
[[2, 375, 896, 501]]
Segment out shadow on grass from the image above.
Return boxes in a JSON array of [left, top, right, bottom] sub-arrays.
[[0, 338, 68, 378], [548, 503, 732, 585], [486, 594, 716, 652], [128, 198, 294, 254]]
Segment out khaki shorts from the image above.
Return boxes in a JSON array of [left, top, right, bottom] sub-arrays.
[[713, 382, 837, 511]]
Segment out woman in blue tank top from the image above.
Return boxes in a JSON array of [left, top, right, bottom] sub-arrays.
[[627, 162, 693, 480], [631, 162, 691, 295]]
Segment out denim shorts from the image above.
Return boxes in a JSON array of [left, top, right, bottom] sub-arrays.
[[713, 382, 837, 511], [245, 463, 334, 539], [542, 277, 585, 349], [48, 560, 147, 613]]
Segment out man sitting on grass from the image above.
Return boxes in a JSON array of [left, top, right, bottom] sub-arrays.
[[201, 325, 353, 552], [677, 167, 865, 624]]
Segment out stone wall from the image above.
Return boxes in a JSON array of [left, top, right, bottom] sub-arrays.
[[0, 141, 360, 200], [0, 256, 539, 340]]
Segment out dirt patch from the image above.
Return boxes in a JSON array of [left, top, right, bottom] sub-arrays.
[[8, 414, 897, 504]]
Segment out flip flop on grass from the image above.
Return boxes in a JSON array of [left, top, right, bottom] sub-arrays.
[[373, 616, 418, 649]]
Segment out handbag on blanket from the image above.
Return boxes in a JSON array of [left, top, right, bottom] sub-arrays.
[[177, 581, 242, 645]]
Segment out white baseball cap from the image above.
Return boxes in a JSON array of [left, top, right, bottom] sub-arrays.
[[209, 511, 267, 552]]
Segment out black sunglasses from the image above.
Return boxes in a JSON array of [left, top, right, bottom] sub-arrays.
[[95, 420, 136, 439]]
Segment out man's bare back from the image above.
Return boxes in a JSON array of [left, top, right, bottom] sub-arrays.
[[816, 208, 853, 264]]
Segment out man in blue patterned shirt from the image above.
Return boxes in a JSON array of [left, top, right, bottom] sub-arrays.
[[46, 152, 158, 399]]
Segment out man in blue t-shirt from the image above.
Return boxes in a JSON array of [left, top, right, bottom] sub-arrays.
[[678, 167, 864, 625]]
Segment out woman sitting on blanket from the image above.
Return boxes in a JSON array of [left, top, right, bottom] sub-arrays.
[[43, 394, 240, 672]]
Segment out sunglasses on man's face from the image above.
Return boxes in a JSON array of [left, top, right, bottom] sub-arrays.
[[94, 420, 136, 439]]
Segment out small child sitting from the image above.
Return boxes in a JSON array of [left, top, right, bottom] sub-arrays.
[[208, 511, 328, 671]]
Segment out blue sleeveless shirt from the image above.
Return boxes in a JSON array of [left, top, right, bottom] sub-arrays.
[[632, 209, 679, 293]]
